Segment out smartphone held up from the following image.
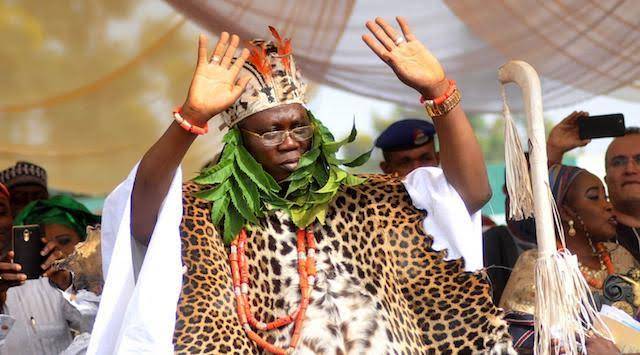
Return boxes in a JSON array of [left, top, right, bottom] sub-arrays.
[[577, 113, 625, 140], [11, 224, 45, 279]]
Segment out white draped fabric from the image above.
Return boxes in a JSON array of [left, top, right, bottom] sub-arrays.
[[165, 0, 640, 112], [88, 164, 482, 353]]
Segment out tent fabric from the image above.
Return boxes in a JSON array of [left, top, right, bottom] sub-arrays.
[[1, 0, 638, 195], [166, 0, 640, 112]]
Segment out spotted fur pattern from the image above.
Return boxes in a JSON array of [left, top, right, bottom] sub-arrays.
[[173, 174, 513, 354]]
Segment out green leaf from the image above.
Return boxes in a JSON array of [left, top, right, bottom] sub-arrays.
[[341, 149, 372, 168], [223, 128, 242, 145], [325, 154, 340, 166], [335, 169, 348, 182], [315, 170, 340, 194], [322, 119, 357, 154], [311, 160, 329, 186], [223, 205, 244, 244], [193, 163, 233, 185], [265, 194, 289, 209], [285, 175, 311, 197], [219, 144, 236, 163], [296, 147, 320, 170], [344, 174, 366, 187], [290, 202, 328, 228], [229, 181, 259, 224], [194, 179, 231, 201], [211, 195, 230, 225], [283, 164, 313, 182], [235, 147, 280, 193], [313, 118, 335, 141], [233, 168, 260, 211], [311, 131, 322, 149], [307, 192, 334, 204]]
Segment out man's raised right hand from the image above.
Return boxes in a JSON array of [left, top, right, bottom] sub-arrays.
[[180, 32, 251, 125]]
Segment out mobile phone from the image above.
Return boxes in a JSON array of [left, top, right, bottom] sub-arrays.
[[12, 224, 45, 279], [577, 113, 625, 140]]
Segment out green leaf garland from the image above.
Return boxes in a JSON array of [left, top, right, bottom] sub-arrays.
[[194, 110, 369, 245]]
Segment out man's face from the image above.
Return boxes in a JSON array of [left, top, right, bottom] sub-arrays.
[[239, 103, 312, 182], [380, 142, 438, 177], [604, 134, 640, 208], [9, 184, 49, 218]]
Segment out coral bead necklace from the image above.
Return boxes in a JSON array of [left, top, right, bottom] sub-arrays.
[[229, 227, 317, 354]]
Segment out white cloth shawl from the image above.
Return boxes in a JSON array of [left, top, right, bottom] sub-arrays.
[[88, 165, 482, 353], [402, 167, 483, 272], [87, 165, 183, 355]]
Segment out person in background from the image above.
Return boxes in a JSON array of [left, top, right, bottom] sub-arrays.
[[546, 112, 640, 263], [375, 118, 439, 176], [500, 164, 637, 354], [376, 118, 508, 300], [375, 117, 489, 272], [0, 195, 100, 355], [0, 162, 49, 218], [604, 128, 640, 262]]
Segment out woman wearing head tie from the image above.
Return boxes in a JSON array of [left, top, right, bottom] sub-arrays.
[[501, 164, 639, 353]]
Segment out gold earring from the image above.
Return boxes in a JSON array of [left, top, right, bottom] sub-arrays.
[[568, 220, 576, 237]]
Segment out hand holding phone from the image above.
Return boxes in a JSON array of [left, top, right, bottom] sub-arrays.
[[547, 111, 591, 165], [577, 113, 625, 140], [11, 225, 45, 280], [0, 251, 27, 292]]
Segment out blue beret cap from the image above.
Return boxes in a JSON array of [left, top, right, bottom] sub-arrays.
[[374, 119, 436, 151]]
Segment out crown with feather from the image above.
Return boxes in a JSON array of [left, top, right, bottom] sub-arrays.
[[217, 27, 307, 128]]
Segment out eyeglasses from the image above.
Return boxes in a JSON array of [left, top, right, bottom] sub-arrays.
[[609, 155, 640, 168], [241, 126, 314, 147]]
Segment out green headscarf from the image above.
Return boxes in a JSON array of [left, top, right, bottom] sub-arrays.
[[14, 195, 101, 240]]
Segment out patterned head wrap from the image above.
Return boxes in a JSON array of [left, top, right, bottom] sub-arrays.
[[14, 195, 100, 240], [216, 27, 307, 128], [548, 164, 587, 208], [0, 161, 47, 190]]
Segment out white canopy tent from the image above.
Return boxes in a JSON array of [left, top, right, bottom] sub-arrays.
[[166, 0, 640, 112], [1, 0, 638, 194]]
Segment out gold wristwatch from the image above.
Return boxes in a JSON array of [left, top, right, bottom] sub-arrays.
[[424, 88, 461, 118]]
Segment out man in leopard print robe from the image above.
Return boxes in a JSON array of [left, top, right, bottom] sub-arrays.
[[90, 17, 514, 354]]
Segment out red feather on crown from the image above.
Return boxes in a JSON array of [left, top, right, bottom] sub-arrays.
[[269, 26, 292, 72], [247, 41, 272, 81]]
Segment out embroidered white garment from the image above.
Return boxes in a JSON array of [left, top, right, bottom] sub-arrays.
[[402, 167, 483, 272], [90, 164, 481, 353], [0, 278, 86, 355]]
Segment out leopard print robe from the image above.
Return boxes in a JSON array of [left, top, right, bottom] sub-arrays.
[[173, 174, 513, 354]]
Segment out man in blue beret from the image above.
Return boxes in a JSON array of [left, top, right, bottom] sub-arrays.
[[375, 118, 485, 274], [375, 119, 438, 177]]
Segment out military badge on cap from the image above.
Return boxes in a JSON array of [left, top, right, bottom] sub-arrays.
[[375, 119, 436, 151]]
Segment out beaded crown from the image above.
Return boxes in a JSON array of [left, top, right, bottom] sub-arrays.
[[217, 27, 307, 128]]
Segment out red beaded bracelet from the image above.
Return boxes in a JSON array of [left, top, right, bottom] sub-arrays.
[[173, 107, 208, 135], [419, 79, 456, 105]]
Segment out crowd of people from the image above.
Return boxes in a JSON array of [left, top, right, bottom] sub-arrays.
[[2, 15, 640, 355], [0, 162, 101, 354]]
